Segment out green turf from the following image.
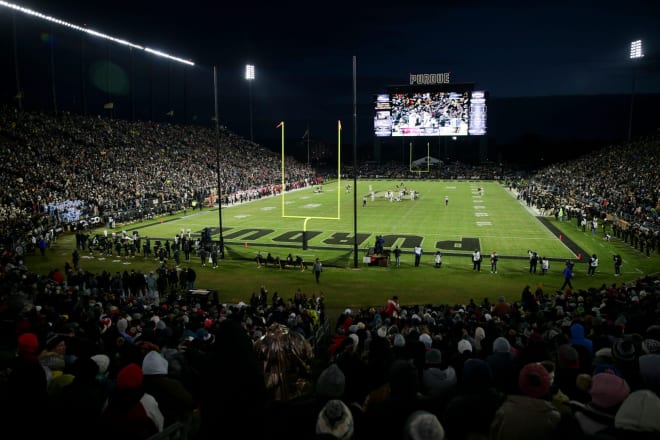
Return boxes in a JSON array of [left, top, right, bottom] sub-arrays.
[[24, 180, 658, 315]]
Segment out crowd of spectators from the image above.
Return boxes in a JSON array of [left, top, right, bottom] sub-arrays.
[[0, 105, 319, 254], [515, 136, 660, 256], [0, 108, 659, 439], [1, 246, 659, 439]]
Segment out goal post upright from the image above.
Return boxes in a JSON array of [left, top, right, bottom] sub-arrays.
[[409, 141, 430, 174], [279, 120, 342, 250]]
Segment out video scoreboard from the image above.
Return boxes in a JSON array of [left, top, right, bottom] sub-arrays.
[[374, 82, 487, 138]]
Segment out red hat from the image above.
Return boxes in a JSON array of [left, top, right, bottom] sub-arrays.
[[518, 362, 551, 398], [116, 363, 143, 389], [17, 332, 39, 355]]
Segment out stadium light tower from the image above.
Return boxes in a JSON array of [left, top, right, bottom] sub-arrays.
[[213, 66, 224, 257], [245, 64, 255, 142], [628, 39, 644, 142]]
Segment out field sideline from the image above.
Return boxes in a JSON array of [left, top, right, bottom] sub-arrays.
[[25, 180, 658, 311]]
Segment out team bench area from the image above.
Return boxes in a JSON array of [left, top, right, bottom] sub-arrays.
[[256, 252, 306, 270]]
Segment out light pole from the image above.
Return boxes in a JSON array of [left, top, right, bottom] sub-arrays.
[[628, 39, 644, 142], [245, 64, 255, 142], [213, 66, 224, 257]]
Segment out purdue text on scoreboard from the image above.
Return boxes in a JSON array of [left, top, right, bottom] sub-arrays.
[[409, 73, 450, 85]]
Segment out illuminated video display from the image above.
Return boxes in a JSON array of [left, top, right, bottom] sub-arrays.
[[374, 88, 487, 137]]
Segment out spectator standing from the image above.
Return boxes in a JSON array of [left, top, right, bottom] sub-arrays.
[[613, 254, 622, 276], [312, 258, 323, 283], [560, 260, 574, 290], [50, 357, 109, 438], [38, 237, 47, 256], [434, 251, 443, 268], [528, 250, 538, 273], [141, 350, 197, 434], [211, 244, 219, 269], [414, 244, 423, 267], [183, 239, 191, 261], [588, 254, 598, 276], [541, 256, 549, 275], [99, 363, 164, 439], [199, 246, 208, 267], [383, 295, 401, 319], [472, 249, 482, 271], [187, 267, 196, 290], [5, 333, 49, 437], [393, 246, 402, 268], [72, 248, 80, 270], [146, 271, 157, 301]]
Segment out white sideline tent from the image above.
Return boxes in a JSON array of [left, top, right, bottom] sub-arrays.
[[412, 156, 442, 166]]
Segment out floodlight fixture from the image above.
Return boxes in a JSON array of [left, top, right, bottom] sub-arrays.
[[630, 40, 644, 59], [245, 64, 255, 141], [627, 40, 644, 141], [245, 64, 255, 81], [0, 1, 194, 66]]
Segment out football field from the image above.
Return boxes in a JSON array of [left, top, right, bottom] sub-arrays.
[[29, 179, 656, 309], [159, 179, 576, 265]]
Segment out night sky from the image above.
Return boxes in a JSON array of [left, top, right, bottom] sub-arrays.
[[2, 0, 660, 161]]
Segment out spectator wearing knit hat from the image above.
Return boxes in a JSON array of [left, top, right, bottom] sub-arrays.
[[316, 363, 347, 399], [641, 338, 660, 355], [486, 337, 519, 395], [569, 370, 630, 437], [49, 356, 109, 437], [443, 358, 502, 440], [518, 362, 552, 399], [5, 332, 49, 437], [492, 295, 512, 318], [316, 399, 354, 439], [265, 362, 351, 440], [592, 389, 660, 438], [554, 344, 590, 402], [361, 359, 426, 439], [364, 326, 395, 392], [638, 354, 660, 395], [451, 338, 475, 384], [403, 410, 445, 440], [99, 362, 164, 440], [488, 361, 564, 440], [141, 350, 197, 432], [611, 337, 643, 391], [39, 333, 75, 397], [116, 317, 135, 344], [196, 319, 267, 440], [421, 348, 457, 402]]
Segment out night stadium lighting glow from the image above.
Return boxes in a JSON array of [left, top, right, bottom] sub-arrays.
[[0, 1, 194, 66], [245, 64, 255, 80], [630, 40, 643, 59], [245, 64, 255, 141]]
